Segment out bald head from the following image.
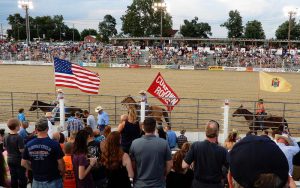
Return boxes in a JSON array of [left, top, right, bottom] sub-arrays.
[[205, 120, 219, 138]]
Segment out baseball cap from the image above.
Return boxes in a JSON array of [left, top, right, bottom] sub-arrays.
[[35, 117, 49, 132], [229, 135, 289, 188]]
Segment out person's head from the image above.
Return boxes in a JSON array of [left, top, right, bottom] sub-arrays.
[[205, 120, 219, 139], [84, 127, 94, 138], [227, 131, 238, 142], [35, 117, 49, 134], [18, 108, 24, 114], [52, 132, 60, 142], [143, 117, 156, 133], [180, 142, 191, 154], [7, 118, 20, 132], [59, 133, 65, 144], [258, 99, 264, 104], [83, 110, 89, 117], [139, 90, 146, 96], [45, 112, 52, 119], [166, 125, 172, 131], [229, 135, 289, 188], [101, 131, 123, 170], [275, 134, 293, 146], [64, 142, 73, 155], [94, 129, 100, 137], [180, 129, 186, 135], [103, 126, 111, 138], [172, 151, 186, 173], [75, 111, 81, 118], [21, 120, 29, 129], [73, 130, 89, 155], [128, 108, 137, 122], [95, 106, 103, 114]]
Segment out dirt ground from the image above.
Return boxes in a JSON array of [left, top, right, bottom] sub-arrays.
[[0, 65, 300, 133]]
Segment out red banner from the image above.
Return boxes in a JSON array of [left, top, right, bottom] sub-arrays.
[[147, 72, 180, 111]]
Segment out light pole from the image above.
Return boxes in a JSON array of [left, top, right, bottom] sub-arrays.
[[152, 0, 167, 38], [288, 9, 297, 51], [18, 0, 33, 46]]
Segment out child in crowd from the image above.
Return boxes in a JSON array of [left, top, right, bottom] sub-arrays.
[[63, 142, 76, 188], [17, 108, 26, 122], [3, 118, 27, 188]]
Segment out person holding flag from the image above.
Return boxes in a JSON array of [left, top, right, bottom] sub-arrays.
[[256, 99, 266, 129]]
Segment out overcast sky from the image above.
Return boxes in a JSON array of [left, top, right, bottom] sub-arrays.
[[1, 0, 300, 38]]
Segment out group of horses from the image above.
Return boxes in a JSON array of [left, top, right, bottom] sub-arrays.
[[28, 97, 287, 132]]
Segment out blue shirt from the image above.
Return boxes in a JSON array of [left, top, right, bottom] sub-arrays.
[[67, 117, 84, 133], [19, 128, 28, 141], [97, 112, 110, 126], [167, 130, 177, 149], [18, 113, 26, 122]]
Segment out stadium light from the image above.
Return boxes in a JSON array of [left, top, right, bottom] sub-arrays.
[[152, 0, 167, 38], [18, 0, 33, 46]]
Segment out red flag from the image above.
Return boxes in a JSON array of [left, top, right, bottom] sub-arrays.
[[147, 72, 180, 111]]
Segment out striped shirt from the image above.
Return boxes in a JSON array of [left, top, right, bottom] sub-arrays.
[[67, 117, 84, 134]]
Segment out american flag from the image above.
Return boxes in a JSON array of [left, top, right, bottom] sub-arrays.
[[54, 57, 100, 94]]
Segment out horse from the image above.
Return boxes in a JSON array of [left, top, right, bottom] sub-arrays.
[[29, 100, 83, 121], [121, 96, 170, 125], [232, 105, 287, 131]]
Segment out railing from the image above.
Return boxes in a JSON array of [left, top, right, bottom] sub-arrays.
[[1, 92, 300, 136]]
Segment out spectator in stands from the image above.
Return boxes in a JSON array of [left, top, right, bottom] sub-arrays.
[[72, 130, 97, 188], [21, 117, 65, 187], [95, 106, 110, 132], [157, 125, 167, 140], [118, 108, 141, 153], [101, 131, 133, 188], [83, 110, 97, 131], [45, 112, 54, 139], [85, 127, 107, 188], [177, 129, 188, 149], [63, 142, 76, 188], [166, 125, 177, 149], [224, 130, 239, 151], [130, 117, 173, 188], [166, 150, 193, 188], [17, 108, 26, 123], [256, 99, 266, 129], [229, 135, 294, 188], [182, 120, 228, 188], [3, 118, 27, 188], [293, 142, 300, 180], [67, 111, 84, 137], [275, 133, 300, 175], [0, 129, 5, 153]]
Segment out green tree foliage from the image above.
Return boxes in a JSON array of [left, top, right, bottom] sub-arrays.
[[275, 19, 300, 40], [80, 29, 98, 40], [7, 13, 26, 40], [98, 14, 118, 42], [221, 10, 243, 38], [121, 0, 173, 37], [244, 20, 265, 39], [180, 17, 212, 38]]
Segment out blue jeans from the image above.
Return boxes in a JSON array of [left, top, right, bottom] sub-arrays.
[[32, 178, 63, 188], [8, 161, 27, 188]]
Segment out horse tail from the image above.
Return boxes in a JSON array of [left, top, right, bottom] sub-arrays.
[[162, 109, 170, 125]]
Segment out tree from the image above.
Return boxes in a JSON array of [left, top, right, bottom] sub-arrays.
[[121, 0, 173, 37], [80, 29, 98, 40], [98, 14, 117, 43], [180, 17, 212, 38], [7, 13, 26, 40], [275, 19, 300, 40], [221, 10, 243, 38], [244, 20, 265, 39]]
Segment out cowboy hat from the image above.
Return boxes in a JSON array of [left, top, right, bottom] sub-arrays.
[[45, 112, 53, 118], [139, 90, 147, 94], [275, 134, 293, 146], [95, 106, 103, 113], [57, 89, 64, 93]]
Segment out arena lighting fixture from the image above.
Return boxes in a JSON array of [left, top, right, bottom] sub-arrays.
[[152, 0, 167, 38], [18, 0, 33, 46]]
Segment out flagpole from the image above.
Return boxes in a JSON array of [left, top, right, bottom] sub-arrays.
[[257, 71, 261, 100], [53, 57, 57, 94]]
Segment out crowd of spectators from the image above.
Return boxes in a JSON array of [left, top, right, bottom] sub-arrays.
[[1, 41, 300, 68], [1, 103, 300, 188]]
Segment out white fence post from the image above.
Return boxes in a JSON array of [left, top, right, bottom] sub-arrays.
[[59, 98, 65, 128], [140, 101, 145, 122], [223, 99, 230, 144]]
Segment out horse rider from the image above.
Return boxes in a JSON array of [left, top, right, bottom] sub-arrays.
[[256, 99, 266, 129], [139, 90, 149, 113], [51, 89, 64, 117]]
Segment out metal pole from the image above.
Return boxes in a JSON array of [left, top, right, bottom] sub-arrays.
[[196, 99, 200, 129], [72, 24, 75, 42], [25, 6, 30, 45], [140, 102, 146, 122], [0, 23, 3, 41], [223, 99, 229, 144], [160, 6, 163, 38], [36, 93, 39, 119]]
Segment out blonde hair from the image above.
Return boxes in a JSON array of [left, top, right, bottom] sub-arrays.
[[128, 108, 137, 122]]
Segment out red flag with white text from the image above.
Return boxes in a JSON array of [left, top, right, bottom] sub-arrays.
[[147, 72, 180, 111]]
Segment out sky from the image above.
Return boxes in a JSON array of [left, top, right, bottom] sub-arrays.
[[1, 0, 300, 38]]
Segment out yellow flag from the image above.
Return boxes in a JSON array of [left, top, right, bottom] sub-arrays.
[[259, 72, 292, 92]]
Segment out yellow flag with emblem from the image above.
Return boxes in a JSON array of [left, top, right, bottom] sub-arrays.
[[259, 72, 292, 92]]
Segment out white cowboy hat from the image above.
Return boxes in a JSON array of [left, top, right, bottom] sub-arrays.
[[275, 134, 293, 146], [139, 90, 147, 94], [56, 89, 64, 93], [45, 112, 53, 118], [95, 106, 103, 113]]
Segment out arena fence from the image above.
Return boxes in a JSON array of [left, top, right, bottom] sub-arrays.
[[1, 92, 300, 136]]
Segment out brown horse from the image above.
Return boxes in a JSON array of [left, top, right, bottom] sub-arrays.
[[232, 105, 287, 131], [121, 96, 170, 125]]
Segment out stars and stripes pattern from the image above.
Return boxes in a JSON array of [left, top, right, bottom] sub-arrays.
[[54, 57, 100, 94]]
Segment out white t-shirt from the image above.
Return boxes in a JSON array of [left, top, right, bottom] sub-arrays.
[[87, 115, 97, 130], [47, 120, 54, 139]]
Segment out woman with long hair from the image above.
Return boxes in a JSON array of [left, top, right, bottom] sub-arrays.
[[72, 130, 97, 188], [101, 131, 134, 188], [224, 130, 239, 151], [118, 108, 141, 153]]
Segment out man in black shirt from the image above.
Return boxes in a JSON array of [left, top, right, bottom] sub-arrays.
[[182, 120, 228, 188]]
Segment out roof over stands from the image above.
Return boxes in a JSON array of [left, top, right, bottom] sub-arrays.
[[109, 37, 300, 44]]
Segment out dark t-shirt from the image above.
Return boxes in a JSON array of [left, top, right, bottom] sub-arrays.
[[87, 140, 106, 180], [22, 137, 64, 181], [166, 169, 194, 188], [184, 140, 228, 183], [72, 154, 95, 188], [4, 133, 24, 164], [293, 142, 300, 166], [121, 120, 140, 153]]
